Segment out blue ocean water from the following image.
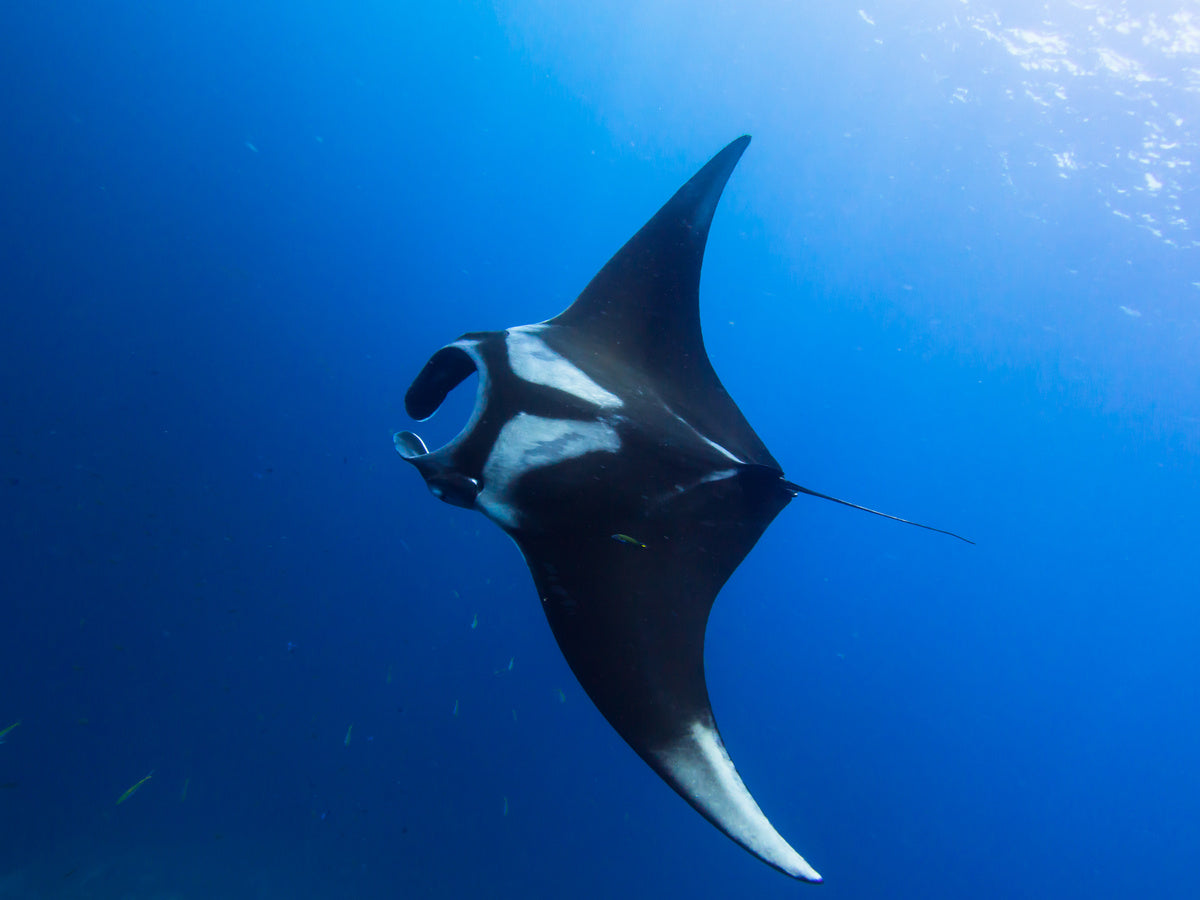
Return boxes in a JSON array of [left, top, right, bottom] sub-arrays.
[[3, 1, 1198, 897]]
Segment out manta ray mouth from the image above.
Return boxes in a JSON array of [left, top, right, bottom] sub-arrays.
[[394, 344, 484, 461]]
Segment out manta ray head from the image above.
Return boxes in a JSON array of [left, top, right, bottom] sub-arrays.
[[393, 341, 487, 511], [393, 324, 630, 532]]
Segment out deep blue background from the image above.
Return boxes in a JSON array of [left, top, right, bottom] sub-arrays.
[[3, 2, 1198, 897]]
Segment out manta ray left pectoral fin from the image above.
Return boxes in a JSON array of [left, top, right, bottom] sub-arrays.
[[538, 545, 823, 882], [523, 463, 819, 881]]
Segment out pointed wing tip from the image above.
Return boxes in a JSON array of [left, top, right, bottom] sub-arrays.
[[720, 134, 752, 165], [752, 830, 820, 881], [760, 837, 823, 884], [792, 864, 820, 883], [653, 721, 824, 884]]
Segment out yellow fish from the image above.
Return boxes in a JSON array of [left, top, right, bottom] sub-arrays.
[[610, 533, 646, 548], [116, 771, 153, 805]]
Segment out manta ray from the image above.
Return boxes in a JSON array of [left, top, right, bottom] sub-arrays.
[[393, 136, 968, 882]]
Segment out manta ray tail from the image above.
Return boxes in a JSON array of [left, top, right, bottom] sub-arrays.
[[783, 479, 974, 544]]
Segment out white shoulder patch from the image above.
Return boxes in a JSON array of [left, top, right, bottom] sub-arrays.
[[479, 413, 621, 529], [507, 327, 622, 409]]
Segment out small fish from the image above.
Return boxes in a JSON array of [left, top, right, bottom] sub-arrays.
[[470, 613, 478, 629], [502, 796, 509, 816], [116, 771, 153, 805], [452, 699, 459, 716], [245, 141, 258, 153], [611, 533, 646, 548], [344, 724, 353, 747], [385, 664, 393, 684], [0, 720, 19, 743], [180, 777, 189, 801], [556, 688, 566, 703]]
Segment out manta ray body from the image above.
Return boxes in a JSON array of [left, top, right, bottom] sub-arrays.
[[394, 136, 965, 882]]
